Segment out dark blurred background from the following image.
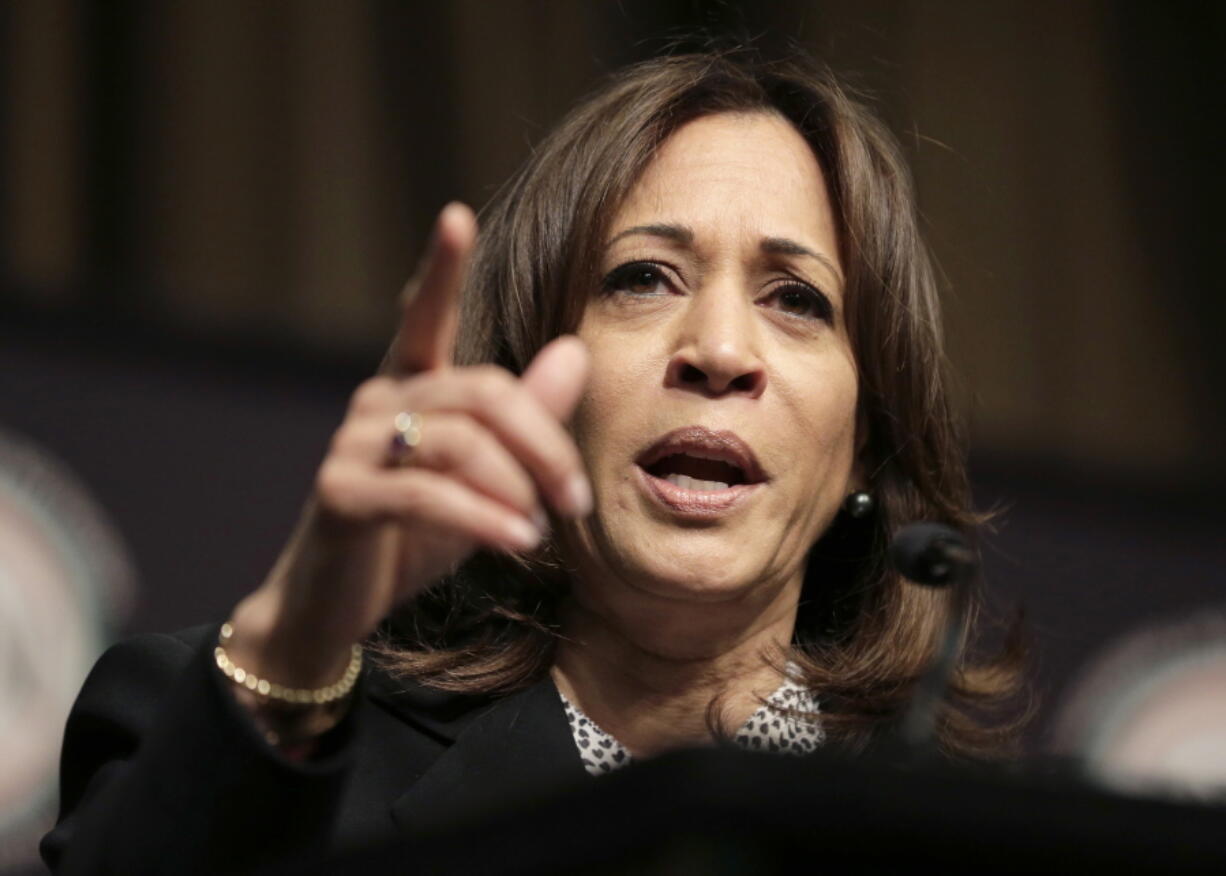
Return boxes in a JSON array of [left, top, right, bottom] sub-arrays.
[[2, 0, 1224, 773]]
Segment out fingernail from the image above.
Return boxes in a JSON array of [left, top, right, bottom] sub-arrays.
[[563, 474, 593, 517], [506, 517, 542, 551], [531, 509, 550, 535]]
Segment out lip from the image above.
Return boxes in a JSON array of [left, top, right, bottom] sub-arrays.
[[637, 426, 767, 482], [634, 426, 767, 520]]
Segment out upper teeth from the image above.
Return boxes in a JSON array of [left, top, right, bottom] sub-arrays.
[[665, 473, 730, 491]]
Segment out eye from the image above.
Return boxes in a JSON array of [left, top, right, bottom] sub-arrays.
[[763, 282, 834, 323], [602, 261, 670, 296]]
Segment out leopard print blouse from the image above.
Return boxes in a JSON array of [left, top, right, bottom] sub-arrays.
[[559, 671, 823, 776]]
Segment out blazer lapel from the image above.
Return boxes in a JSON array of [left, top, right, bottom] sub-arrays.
[[389, 676, 589, 836]]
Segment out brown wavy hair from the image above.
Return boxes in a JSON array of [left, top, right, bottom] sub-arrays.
[[378, 51, 1027, 758]]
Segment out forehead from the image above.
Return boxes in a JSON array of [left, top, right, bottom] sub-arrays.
[[611, 111, 837, 249]]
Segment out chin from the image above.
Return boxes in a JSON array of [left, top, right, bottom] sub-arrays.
[[605, 534, 772, 604], [561, 493, 803, 609]]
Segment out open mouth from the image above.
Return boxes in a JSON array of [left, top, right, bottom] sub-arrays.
[[643, 453, 747, 491], [634, 426, 766, 515]]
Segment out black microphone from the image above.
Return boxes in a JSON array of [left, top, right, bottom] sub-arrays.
[[889, 522, 979, 751], [889, 522, 976, 586]]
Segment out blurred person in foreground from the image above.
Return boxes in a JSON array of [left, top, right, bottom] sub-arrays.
[[42, 51, 1023, 872]]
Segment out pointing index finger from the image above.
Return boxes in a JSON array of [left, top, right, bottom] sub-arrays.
[[394, 203, 477, 375]]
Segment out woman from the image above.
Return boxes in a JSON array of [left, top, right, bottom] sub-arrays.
[[43, 52, 1020, 872]]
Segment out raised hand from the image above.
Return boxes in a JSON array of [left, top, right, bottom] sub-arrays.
[[226, 203, 590, 692]]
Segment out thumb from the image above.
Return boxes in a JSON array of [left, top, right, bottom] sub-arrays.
[[520, 335, 590, 422]]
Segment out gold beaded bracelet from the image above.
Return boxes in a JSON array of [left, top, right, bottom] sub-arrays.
[[214, 622, 363, 707]]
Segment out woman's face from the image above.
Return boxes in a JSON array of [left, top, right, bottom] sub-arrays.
[[568, 111, 859, 610]]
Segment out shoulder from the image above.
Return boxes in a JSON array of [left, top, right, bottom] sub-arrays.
[[63, 626, 213, 741], [87, 623, 212, 674], [56, 625, 220, 810]]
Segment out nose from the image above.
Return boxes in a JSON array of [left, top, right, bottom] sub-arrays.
[[665, 283, 766, 398]]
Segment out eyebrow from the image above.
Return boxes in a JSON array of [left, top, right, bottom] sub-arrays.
[[606, 223, 693, 247], [606, 224, 843, 286], [760, 236, 844, 286]]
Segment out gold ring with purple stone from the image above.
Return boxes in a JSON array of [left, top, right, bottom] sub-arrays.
[[388, 411, 424, 466]]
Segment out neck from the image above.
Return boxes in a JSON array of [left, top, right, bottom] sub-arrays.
[[551, 574, 801, 758]]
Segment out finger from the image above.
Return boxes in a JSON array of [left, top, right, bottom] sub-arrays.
[[520, 335, 590, 423], [400, 369, 592, 517], [331, 414, 541, 520], [324, 462, 541, 552], [394, 202, 477, 374]]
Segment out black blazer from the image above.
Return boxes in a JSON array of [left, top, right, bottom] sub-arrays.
[[42, 625, 590, 874]]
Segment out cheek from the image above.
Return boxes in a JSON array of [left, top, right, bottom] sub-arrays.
[[781, 361, 860, 494], [571, 321, 610, 455], [572, 322, 659, 467], [819, 385, 859, 469], [572, 356, 627, 480]]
